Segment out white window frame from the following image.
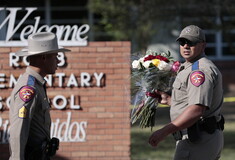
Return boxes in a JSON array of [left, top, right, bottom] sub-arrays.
[[206, 29, 235, 61]]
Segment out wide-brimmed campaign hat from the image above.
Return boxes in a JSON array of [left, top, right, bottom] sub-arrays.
[[16, 32, 70, 57], [176, 25, 206, 43]]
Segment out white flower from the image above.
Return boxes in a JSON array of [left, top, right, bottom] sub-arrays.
[[139, 57, 145, 63], [160, 52, 168, 57], [132, 60, 141, 69], [143, 61, 152, 68], [158, 61, 171, 71]]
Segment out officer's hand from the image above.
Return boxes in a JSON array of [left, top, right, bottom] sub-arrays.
[[155, 90, 171, 105], [148, 128, 166, 147]]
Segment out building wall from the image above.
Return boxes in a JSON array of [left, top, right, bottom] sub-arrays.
[[214, 61, 235, 96], [0, 41, 131, 160]]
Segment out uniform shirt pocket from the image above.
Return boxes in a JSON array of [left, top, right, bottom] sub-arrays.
[[173, 80, 181, 89], [42, 99, 51, 127], [172, 80, 187, 102]]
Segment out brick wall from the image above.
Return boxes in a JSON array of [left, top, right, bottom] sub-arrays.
[[0, 41, 131, 160]]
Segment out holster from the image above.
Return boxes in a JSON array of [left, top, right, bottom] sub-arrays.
[[173, 115, 225, 143], [199, 115, 225, 133], [25, 140, 49, 160], [218, 115, 225, 131], [188, 115, 225, 142], [46, 137, 60, 157], [187, 121, 201, 142]]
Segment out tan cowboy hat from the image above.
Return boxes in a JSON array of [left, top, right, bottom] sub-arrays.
[[16, 32, 70, 57]]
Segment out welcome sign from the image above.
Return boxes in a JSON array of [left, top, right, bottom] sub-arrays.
[[0, 7, 90, 46]]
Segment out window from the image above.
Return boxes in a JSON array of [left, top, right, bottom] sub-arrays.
[[205, 29, 235, 60]]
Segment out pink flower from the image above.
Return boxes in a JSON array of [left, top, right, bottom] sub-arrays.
[[171, 61, 181, 72]]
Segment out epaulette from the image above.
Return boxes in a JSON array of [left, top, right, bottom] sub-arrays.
[[19, 75, 36, 102], [27, 75, 36, 86], [192, 61, 199, 71], [190, 60, 205, 87]]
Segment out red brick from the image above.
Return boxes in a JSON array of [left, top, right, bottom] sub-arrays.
[[106, 41, 123, 47], [97, 47, 114, 52], [79, 47, 97, 52], [71, 151, 88, 157], [88, 106, 105, 112], [122, 41, 131, 46], [97, 112, 114, 118], [0, 47, 11, 52], [88, 151, 105, 157], [10, 47, 23, 52], [114, 47, 131, 52]]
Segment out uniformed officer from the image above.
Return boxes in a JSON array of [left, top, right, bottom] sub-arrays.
[[148, 25, 224, 160], [9, 32, 70, 160]]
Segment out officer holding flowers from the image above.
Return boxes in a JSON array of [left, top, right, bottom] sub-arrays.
[[148, 25, 224, 160]]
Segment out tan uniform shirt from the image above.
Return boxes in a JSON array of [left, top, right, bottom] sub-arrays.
[[170, 56, 223, 121], [9, 67, 51, 160]]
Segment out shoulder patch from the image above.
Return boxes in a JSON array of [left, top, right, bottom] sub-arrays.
[[190, 71, 205, 87], [19, 106, 27, 118], [19, 86, 35, 102]]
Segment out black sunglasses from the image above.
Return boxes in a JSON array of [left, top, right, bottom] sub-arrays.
[[178, 39, 201, 47]]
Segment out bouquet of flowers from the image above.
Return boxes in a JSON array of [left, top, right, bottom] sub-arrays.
[[131, 50, 180, 130]]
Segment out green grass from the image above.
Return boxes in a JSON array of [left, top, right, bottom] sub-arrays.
[[131, 117, 235, 160], [220, 121, 235, 160], [131, 125, 175, 160]]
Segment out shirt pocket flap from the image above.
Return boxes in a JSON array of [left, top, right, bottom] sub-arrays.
[[173, 80, 182, 89], [42, 97, 50, 110]]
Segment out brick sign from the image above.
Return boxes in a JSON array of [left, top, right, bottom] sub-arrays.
[[0, 42, 131, 160]]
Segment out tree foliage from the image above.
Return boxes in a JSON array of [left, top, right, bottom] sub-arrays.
[[88, 0, 174, 51], [88, 0, 235, 51]]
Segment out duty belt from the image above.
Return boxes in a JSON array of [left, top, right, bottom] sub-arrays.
[[172, 115, 225, 141]]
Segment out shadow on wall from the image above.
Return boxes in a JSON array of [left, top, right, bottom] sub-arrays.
[[51, 155, 70, 160]]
